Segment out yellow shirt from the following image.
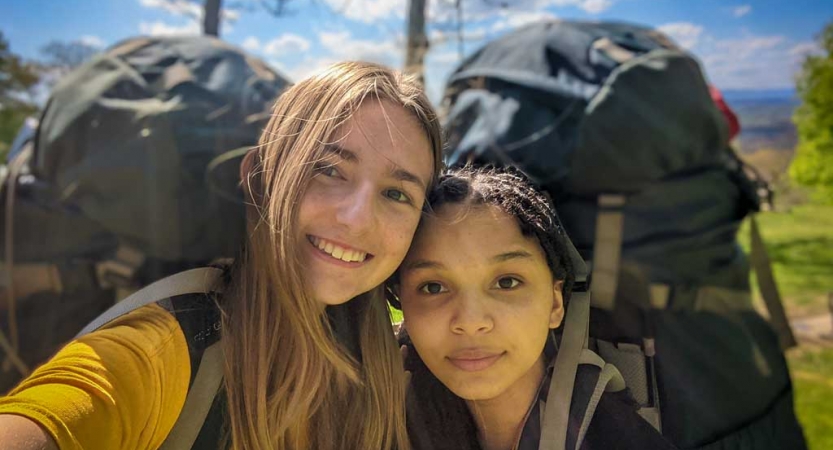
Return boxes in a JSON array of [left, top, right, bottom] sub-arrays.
[[0, 303, 191, 450]]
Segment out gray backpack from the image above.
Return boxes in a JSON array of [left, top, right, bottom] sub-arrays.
[[442, 20, 805, 449], [1, 36, 288, 392]]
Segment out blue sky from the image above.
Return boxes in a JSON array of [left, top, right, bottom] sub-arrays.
[[2, 0, 831, 102]]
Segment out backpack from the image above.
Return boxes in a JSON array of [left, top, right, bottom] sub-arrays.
[[441, 20, 805, 449], [0, 35, 289, 392]]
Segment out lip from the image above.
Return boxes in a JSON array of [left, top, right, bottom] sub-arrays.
[[306, 235, 373, 268], [447, 349, 505, 372]]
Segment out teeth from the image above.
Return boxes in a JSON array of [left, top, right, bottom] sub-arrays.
[[309, 236, 368, 263]]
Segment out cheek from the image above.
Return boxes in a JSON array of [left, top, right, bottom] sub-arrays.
[[297, 188, 322, 223], [402, 303, 441, 350], [383, 214, 421, 259]]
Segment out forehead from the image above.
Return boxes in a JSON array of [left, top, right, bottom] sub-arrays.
[[406, 204, 545, 264], [330, 99, 434, 181]]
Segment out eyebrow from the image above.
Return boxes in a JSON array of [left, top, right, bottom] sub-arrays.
[[403, 250, 535, 272], [493, 250, 535, 262], [325, 144, 427, 191]]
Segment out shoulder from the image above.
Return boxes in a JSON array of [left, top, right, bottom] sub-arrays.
[[92, 291, 223, 386]]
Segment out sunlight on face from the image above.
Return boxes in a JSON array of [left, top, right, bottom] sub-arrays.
[[297, 100, 434, 305]]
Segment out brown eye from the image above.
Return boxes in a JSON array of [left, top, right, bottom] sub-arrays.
[[419, 282, 447, 295], [495, 277, 521, 289]]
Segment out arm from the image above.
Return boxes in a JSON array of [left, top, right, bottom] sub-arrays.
[[0, 414, 59, 450], [0, 304, 191, 450]]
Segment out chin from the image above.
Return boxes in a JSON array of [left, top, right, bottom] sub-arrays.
[[316, 293, 356, 306], [446, 379, 505, 402]]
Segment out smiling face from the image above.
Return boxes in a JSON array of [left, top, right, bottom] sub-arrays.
[[297, 99, 434, 306], [399, 204, 564, 401]]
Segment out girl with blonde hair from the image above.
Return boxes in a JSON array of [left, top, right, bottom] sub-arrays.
[[0, 61, 443, 450]]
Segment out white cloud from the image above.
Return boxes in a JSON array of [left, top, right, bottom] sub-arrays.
[[322, 0, 406, 23], [139, 0, 201, 18], [139, 0, 239, 22], [789, 41, 824, 57], [576, 0, 613, 13], [323, 0, 611, 26], [429, 0, 611, 23], [271, 57, 338, 83], [693, 34, 804, 89], [429, 49, 462, 65], [79, 35, 105, 48], [712, 35, 785, 58], [430, 27, 489, 44], [657, 22, 704, 50], [263, 34, 311, 56], [491, 10, 558, 32], [242, 36, 260, 52], [733, 5, 752, 18], [273, 30, 404, 82], [138, 20, 200, 36], [319, 30, 403, 64]]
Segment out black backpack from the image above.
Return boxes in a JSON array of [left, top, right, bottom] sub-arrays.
[[442, 20, 805, 449], [0, 35, 288, 392]]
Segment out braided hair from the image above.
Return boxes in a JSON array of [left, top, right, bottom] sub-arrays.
[[426, 165, 575, 301]]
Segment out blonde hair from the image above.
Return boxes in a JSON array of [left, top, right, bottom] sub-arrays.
[[222, 61, 443, 450]]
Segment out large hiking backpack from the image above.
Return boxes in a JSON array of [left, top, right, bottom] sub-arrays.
[[442, 20, 805, 449], [0, 35, 289, 392]]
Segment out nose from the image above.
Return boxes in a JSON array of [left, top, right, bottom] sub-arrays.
[[450, 290, 494, 336], [334, 183, 376, 235]]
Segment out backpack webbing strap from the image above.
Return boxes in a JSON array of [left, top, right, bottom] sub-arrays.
[[76, 267, 224, 337], [575, 358, 626, 450], [749, 215, 797, 350], [538, 290, 590, 450], [590, 195, 626, 310], [159, 340, 225, 450], [595, 340, 662, 432]]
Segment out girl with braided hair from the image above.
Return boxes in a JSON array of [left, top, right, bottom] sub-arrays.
[[393, 165, 676, 450]]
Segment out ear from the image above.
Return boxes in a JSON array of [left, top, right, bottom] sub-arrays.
[[549, 280, 565, 329]]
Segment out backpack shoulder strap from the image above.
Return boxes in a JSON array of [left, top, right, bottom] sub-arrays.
[[749, 215, 797, 349], [76, 267, 224, 337], [590, 194, 626, 311], [159, 340, 225, 450], [76, 266, 227, 450], [538, 290, 590, 450], [574, 350, 626, 449]]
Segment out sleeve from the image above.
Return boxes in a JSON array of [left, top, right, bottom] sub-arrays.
[[0, 303, 191, 450]]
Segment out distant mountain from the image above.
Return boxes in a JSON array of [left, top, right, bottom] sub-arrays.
[[722, 89, 799, 153], [722, 89, 798, 103]]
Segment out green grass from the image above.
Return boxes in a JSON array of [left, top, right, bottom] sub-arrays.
[[390, 307, 403, 323], [738, 200, 833, 317], [734, 192, 833, 449], [787, 346, 833, 450]]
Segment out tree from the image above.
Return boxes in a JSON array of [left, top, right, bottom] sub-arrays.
[[0, 31, 39, 159], [39, 40, 99, 75], [149, 0, 293, 37], [405, 0, 429, 84], [790, 21, 833, 202]]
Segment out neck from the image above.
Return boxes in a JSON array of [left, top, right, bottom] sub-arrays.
[[466, 357, 546, 450]]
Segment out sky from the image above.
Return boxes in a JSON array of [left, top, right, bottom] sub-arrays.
[[2, 0, 831, 103]]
